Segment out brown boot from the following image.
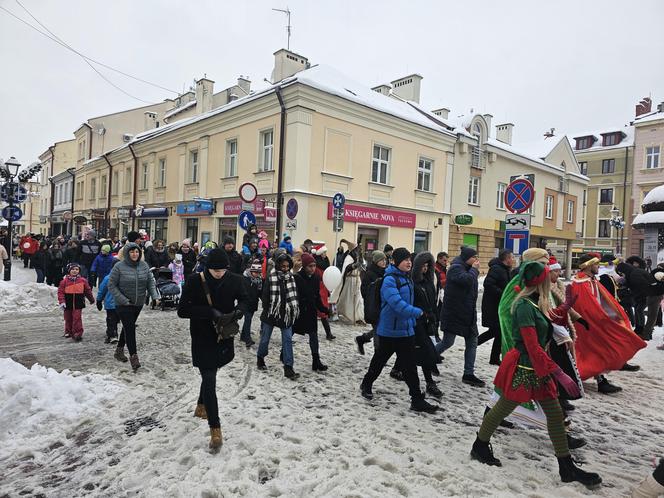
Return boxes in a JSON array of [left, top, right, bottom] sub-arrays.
[[194, 404, 208, 419], [129, 354, 141, 371], [114, 346, 128, 362], [209, 427, 222, 450]]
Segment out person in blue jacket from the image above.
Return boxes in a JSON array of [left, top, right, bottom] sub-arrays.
[[360, 247, 439, 413], [91, 244, 116, 288], [279, 234, 293, 255], [96, 260, 122, 344]]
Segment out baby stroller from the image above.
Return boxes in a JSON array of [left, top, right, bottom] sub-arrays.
[[152, 267, 180, 310]]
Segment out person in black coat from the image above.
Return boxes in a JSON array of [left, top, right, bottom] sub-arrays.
[[177, 240, 197, 277], [223, 236, 244, 275], [177, 248, 248, 450], [145, 239, 171, 269], [437, 246, 484, 387], [240, 261, 263, 347], [478, 249, 514, 365], [355, 250, 387, 354], [617, 260, 656, 337], [32, 241, 49, 283], [293, 253, 329, 372], [46, 240, 65, 286]]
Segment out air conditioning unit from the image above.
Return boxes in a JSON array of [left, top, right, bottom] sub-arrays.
[[122, 133, 134, 143]]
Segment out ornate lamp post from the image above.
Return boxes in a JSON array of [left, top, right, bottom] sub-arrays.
[[1, 157, 21, 281], [609, 205, 625, 256]]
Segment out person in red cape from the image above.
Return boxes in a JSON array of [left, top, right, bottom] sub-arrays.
[[568, 253, 646, 392]]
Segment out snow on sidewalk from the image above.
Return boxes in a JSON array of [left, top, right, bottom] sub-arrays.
[[0, 264, 59, 314]]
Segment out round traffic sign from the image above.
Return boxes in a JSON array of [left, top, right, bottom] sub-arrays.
[[332, 192, 346, 209], [504, 179, 535, 214], [286, 198, 298, 220], [238, 210, 257, 230], [239, 182, 258, 203], [1, 205, 23, 222]]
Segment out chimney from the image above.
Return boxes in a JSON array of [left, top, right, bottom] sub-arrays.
[[371, 84, 391, 96], [483, 114, 493, 132], [390, 74, 423, 104], [237, 76, 251, 95], [432, 108, 450, 119], [144, 111, 157, 131], [658, 102, 664, 113], [271, 49, 309, 83], [636, 97, 652, 117], [195, 77, 214, 114], [495, 123, 514, 145]]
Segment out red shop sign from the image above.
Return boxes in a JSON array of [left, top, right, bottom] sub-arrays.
[[327, 202, 416, 228], [223, 199, 264, 216]]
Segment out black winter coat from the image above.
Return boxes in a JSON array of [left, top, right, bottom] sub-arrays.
[[178, 270, 248, 369], [31, 249, 48, 271], [63, 246, 81, 270], [440, 256, 479, 338], [226, 249, 244, 275], [481, 258, 511, 327], [617, 262, 656, 301], [178, 249, 197, 276], [293, 269, 326, 335], [243, 274, 262, 313], [145, 248, 170, 269], [360, 263, 385, 300]]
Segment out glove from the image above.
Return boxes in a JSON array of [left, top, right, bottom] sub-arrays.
[[96, 301, 103, 311], [552, 368, 580, 398], [233, 309, 244, 321], [576, 317, 589, 330], [59, 303, 66, 310]]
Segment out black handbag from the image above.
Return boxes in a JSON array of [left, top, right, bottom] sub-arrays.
[[199, 273, 240, 341]]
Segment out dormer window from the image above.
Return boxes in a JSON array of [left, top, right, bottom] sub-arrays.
[[602, 133, 621, 146], [575, 136, 593, 150]]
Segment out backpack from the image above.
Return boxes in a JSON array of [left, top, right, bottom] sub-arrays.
[[364, 274, 404, 325]]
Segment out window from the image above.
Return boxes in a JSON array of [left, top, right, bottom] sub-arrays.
[[576, 137, 591, 150], [372, 145, 390, 184], [598, 219, 610, 238], [260, 130, 274, 171], [496, 182, 507, 209], [189, 150, 199, 183], [100, 175, 107, 197], [545, 194, 554, 219], [414, 231, 430, 253], [599, 188, 613, 204], [124, 167, 132, 193], [468, 176, 480, 205], [226, 140, 238, 177], [154, 219, 168, 242], [567, 200, 574, 223], [417, 158, 433, 191], [76, 181, 83, 200], [64, 182, 70, 203], [89, 178, 96, 200], [603, 134, 618, 146], [112, 171, 119, 195], [140, 162, 149, 189], [78, 140, 87, 160], [157, 158, 166, 187], [646, 146, 660, 169], [578, 161, 588, 175], [601, 159, 615, 174], [185, 218, 199, 244]]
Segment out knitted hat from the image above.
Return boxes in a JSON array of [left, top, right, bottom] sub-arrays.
[[383, 244, 394, 253], [579, 252, 601, 269], [548, 256, 561, 271], [517, 261, 549, 289], [392, 247, 411, 267], [301, 253, 316, 267], [460, 245, 478, 262], [250, 262, 262, 272], [206, 248, 229, 270], [66, 262, 81, 273], [372, 250, 386, 264], [101, 244, 111, 254], [522, 248, 549, 263]]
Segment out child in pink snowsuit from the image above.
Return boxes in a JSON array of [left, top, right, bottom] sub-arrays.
[[57, 263, 95, 341], [169, 253, 185, 286]]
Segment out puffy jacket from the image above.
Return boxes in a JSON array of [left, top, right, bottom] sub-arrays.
[[91, 253, 115, 282], [145, 247, 170, 269], [108, 243, 159, 306], [279, 239, 293, 255], [58, 275, 94, 310], [97, 274, 116, 310], [376, 265, 422, 338], [440, 256, 479, 338]]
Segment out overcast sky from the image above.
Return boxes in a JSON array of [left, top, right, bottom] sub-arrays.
[[1, 0, 663, 165]]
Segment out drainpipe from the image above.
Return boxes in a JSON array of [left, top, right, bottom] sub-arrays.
[[275, 86, 287, 239], [621, 145, 629, 255], [103, 153, 113, 238], [128, 144, 139, 230], [88, 125, 93, 160], [48, 146, 56, 230], [66, 167, 76, 236]]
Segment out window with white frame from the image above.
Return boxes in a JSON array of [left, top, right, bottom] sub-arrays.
[[260, 130, 273, 171], [372, 145, 390, 184], [227, 139, 238, 176], [545, 194, 554, 219], [567, 200, 574, 223], [157, 158, 166, 187], [417, 157, 433, 191], [124, 167, 132, 193], [468, 176, 480, 205], [189, 150, 199, 183], [100, 175, 107, 197], [89, 178, 96, 200], [112, 171, 119, 194], [141, 162, 149, 189], [646, 146, 660, 169], [496, 182, 507, 209], [598, 219, 610, 238]]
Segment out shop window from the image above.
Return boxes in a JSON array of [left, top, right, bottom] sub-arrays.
[[137, 219, 151, 235], [154, 219, 168, 242], [185, 218, 199, 244], [414, 231, 430, 253]]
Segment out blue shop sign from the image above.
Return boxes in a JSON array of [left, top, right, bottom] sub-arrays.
[[176, 200, 213, 217]]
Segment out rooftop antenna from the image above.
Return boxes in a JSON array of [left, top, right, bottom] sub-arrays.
[[272, 7, 292, 50]]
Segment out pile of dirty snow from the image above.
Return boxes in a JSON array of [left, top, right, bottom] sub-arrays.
[[0, 280, 58, 313], [0, 358, 124, 461]]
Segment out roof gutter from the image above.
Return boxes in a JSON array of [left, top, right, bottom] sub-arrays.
[[128, 144, 138, 230], [275, 86, 287, 238]]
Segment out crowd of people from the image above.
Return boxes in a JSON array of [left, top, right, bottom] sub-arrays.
[[2, 224, 663, 495]]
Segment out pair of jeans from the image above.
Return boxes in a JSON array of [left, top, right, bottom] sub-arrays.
[[198, 368, 220, 428], [105, 309, 121, 338], [477, 325, 502, 365], [257, 322, 294, 367], [240, 311, 254, 343], [117, 305, 143, 355], [435, 331, 478, 376], [35, 268, 45, 283], [643, 295, 663, 339], [362, 335, 423, 400]]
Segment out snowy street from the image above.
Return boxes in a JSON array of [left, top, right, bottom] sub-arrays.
[[1, 266, 663, 497]]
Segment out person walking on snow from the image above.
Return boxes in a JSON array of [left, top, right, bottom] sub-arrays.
[[96, 260, 123, 344], [79, 229, 101, 285], [356, 250, 387, 354], [240, 261, 263, 347], [169, 253, 185, 287], [57, 262, 95, 341], [91, 244, 115, 285]]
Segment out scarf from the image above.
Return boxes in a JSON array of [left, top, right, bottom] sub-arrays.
[[268, 267, 299, 326], [243, 268, 263, 291]]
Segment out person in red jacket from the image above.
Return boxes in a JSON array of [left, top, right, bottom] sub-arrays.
[[57, 263, 95, 341], [20, 233, 38, 268]]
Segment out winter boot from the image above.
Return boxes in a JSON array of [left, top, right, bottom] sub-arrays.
[[194, 404, 208, 420], [470, 435, 502, 467], [257, 356, 267, 370], [326, 331, 336, 340], [114, 346, 128, 362], [632, 474, 664, 498], [284, 365, 300, 380], [129, 354, 141, 371], [104, 336, 112, 344], [620, 363, 641, 372], [559, 398, 575, 412], [312, 355, 328, 372], [209, 427, 223, 450], [557, 455, 602, 488], [566, 434, 587, 450], [483, 406, 514, 429], [426, 381, 443, 398], [597, 376, 622, 394], [355, 335, 366, 355], [462, 374, 486, 387], [360, 382, 373, 400], [410, 397, 439, 413], [389, 369, 404, 381]]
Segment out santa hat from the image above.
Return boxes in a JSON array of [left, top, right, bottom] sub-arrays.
[[548, 256, 561, 271]]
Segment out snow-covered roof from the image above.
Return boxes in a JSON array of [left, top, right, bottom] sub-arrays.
[[164, 100, 196, 120], [567, 126, 634, 152], [633, 109, 664, 126], [512, 137, 561, 160], [486, 137, 564, 171], [642, 185, 664, 206], [632, 211, 664, 226]]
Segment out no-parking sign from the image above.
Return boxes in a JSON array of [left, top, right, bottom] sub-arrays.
[[504, 178, 535, 214]]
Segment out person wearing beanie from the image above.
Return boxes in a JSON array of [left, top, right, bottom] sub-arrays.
[[356, 250, 388, 354], [383, 244, 394, 263], [222, 236, 244, 275], [471, 261, 604, 489], [293, 252, 330, 372], [91, 243, 116, 285], [169, 253, 186, 287], [360, 247, 439, 414], [178, 247, 248, 451], [57, 262, 95, 341], [241, 260, 264, 347], [438, 246, 484, 387]]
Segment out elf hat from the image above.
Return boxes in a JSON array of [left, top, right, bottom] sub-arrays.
[[515, 261, 549, 291]]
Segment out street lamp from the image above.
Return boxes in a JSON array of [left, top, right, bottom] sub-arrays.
[[609, 205, 625, 256], [1, 157, 21, 281]]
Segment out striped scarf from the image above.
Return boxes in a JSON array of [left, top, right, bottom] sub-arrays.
[[268, 267, 299, 327]]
